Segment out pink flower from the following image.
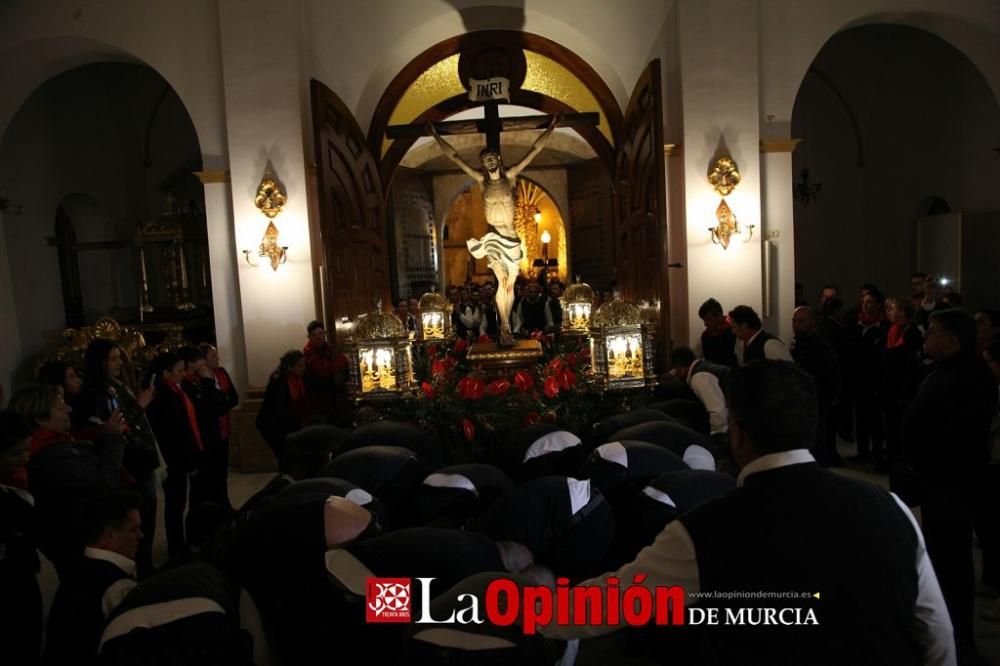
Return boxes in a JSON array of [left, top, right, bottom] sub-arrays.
[[543, 376, 560, 399], [462, 418, 476, 442], [420, 382, 435, 399]]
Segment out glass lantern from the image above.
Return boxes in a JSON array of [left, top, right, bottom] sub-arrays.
[[346, 302, 415, 401], [562, 277, 595, 336], [589, 297, 657, 390], [418, 290, 452, 342]]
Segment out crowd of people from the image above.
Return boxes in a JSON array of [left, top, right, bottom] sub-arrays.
[[397, 274, 620, 340], [0, 269, 998, 664]]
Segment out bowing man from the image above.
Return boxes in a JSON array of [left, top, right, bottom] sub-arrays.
[[44, 491, 141, 666]]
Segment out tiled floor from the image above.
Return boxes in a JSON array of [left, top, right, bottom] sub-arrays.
[[35, 445, 1000, 664]]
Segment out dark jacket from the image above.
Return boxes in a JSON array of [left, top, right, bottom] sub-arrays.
[[182, 375, 230, 454], [701, 326, 738, 368], [27, 433, 125, 572], [256, 374, 305, 452], [792, 331, 841, 405], [882, 323, 924, 404], [900, 350, 999, 507], [145, 382, 203, 473], [78, 381, 160, 479], [847, 320, 886, 395], [0, 485, 42, 665]]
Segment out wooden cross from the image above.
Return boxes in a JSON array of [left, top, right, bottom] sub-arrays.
[[386, 101, 599, 153]]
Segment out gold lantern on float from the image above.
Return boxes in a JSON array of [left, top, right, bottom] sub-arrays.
[[346, 301, 414, 401], [418, 290, 451, 342], [562, 277, 594, 336], [589, 296, 657, 391]]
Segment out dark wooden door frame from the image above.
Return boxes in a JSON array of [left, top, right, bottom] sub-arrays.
[[614, 59, 672, 368], [310, 79, 391, 346], [367, 30, 625, 190]]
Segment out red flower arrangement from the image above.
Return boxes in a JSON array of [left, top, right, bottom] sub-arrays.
[[404, 332, 596, 462]]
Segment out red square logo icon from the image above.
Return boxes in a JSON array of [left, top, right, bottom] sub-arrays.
[[366, 577, 412, 623]]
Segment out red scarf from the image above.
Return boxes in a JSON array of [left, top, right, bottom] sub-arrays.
[[859, 311, 883, 327], [29, 427, 74, 459], [287, 373, 309, 420], [164, 381, 203, 451], [886, 322, 908, 349], [214, 367, 233, 439]]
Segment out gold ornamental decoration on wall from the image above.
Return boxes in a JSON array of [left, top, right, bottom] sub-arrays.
[[708, 156, 741, 196], [254, 165, 287, 218]]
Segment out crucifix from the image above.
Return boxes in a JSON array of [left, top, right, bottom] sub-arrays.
[[386, 82, 598, 347]]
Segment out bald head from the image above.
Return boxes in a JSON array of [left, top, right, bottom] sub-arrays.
[[792, 306, 816, 337]]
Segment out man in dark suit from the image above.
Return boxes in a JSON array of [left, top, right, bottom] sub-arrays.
[[901, 309, 998, 664], [696, 298, 738, 368], [791, 306, 842, 466], [543, 361, 954, 666], [44, 491, 141, 666]]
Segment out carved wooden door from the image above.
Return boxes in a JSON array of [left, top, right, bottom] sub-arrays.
[[311, 80, 390, 342], [614, 60, 671, 367]]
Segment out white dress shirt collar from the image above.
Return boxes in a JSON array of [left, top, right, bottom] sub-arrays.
[[84, 546, 137, 578], [736, 449, 815, 487]]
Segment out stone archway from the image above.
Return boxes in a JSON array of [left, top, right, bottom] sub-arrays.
[[790, 23, 1000, 301]]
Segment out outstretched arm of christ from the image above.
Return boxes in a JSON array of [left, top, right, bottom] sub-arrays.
[[428, 122, 483, 182], [506, 112, 561, 180]]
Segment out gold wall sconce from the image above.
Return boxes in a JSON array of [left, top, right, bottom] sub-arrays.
[[707, 156, 753, 249], [244, 165, 289, 270], [243, 220, 288, 271]]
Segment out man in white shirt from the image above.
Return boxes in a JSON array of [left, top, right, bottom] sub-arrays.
[[670, 346, 734, 473], [669, 347, 729, 437], [541, 361, 955, 666]]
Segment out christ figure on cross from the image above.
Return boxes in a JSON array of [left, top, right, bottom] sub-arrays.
[[430, 113, 560, 346]]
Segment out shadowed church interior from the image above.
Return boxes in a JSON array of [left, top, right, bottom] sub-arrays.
[[1, 1, 1000, 664]]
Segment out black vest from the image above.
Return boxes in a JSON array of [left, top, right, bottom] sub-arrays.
[[45, 555, 133, 665], [681, 462, 921, 666], [742, 330, 778, 364], [549, 297, 563, 329]]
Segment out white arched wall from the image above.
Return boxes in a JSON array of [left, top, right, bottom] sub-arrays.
[[0, 0, 246, 392], [756, 0, 1000, 345], [760, 0, 1000, 125]]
